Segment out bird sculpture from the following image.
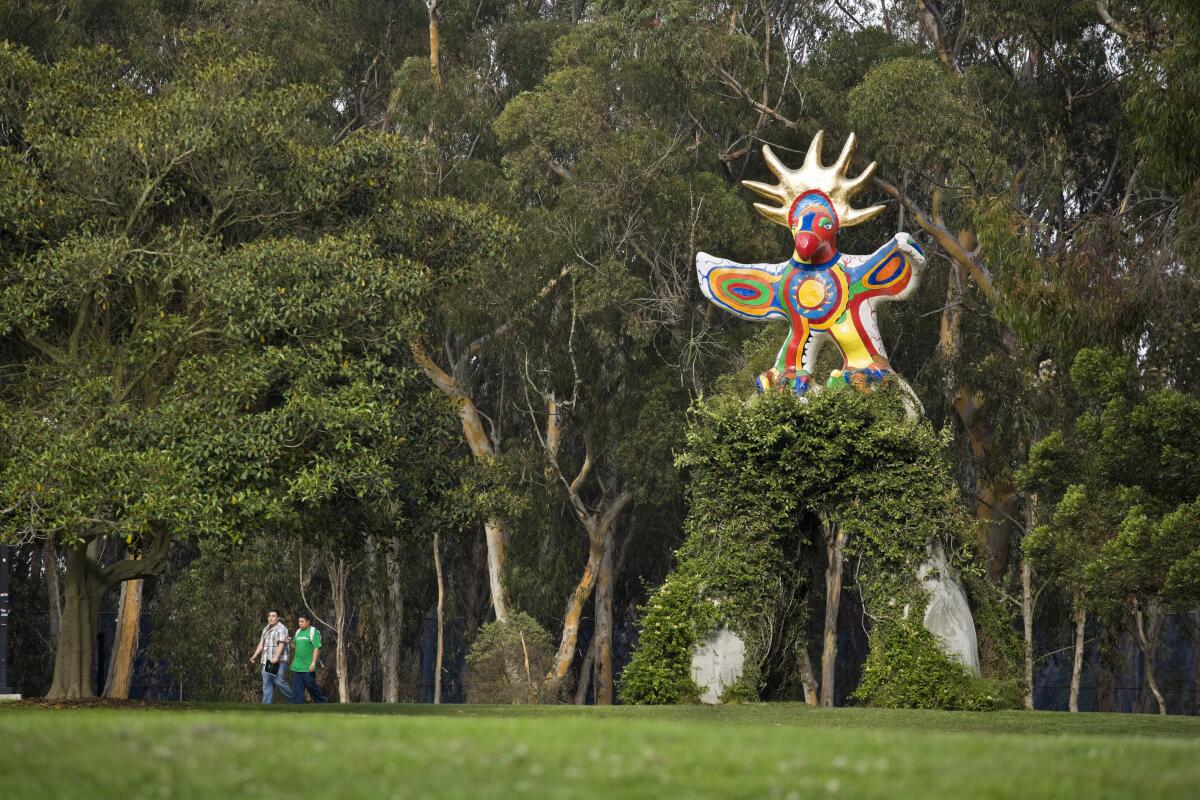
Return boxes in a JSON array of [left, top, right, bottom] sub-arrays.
[[697, 131, 925, 394]]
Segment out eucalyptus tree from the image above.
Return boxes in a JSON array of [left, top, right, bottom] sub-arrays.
[[383, 2, 594, 628], [484, 6, 795, 699]]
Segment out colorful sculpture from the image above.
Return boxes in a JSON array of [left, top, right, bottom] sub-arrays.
[[697, 131, 925, 394], [678, 141, 981, 694]]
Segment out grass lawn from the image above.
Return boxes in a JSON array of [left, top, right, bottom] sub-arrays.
[[1, 702, 1197, 799]]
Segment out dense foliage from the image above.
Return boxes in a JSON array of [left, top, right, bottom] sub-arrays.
[[465, 612, 558, 703]]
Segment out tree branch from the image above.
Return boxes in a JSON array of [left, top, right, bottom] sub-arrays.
[[872, 176, 995, 302], [918, 0, 963, 76], [552, 431, 594, 526], [831, 0, 864, 29], [716, 68, 800, 129], [125, 148, 197, 237], [410, 340, 464, 399], [599, 489, 632, 532], [547, 155, 576, 181], [299, 548, 336, 630], [544, 392, 561, 467], [19, 326, 73, 368], [68, 295, 92, 360], [466, 263, 575, 356], [1095, 1, 1143, 46], [100, 526, 171, 587], [569, 433, 594, 503]]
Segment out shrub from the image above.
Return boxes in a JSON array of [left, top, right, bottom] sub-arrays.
[[618, 572, 717, 704], [853, 617, 1022, 711], [465, 612, 557, 704]]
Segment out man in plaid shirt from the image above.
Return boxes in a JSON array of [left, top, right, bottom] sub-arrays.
[[248, 609, 293, 703]]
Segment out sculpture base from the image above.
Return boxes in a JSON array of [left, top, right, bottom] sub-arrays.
[[918, 544, 981, 675], [690, 629, 746, 704], [0, 693, 22, 701]]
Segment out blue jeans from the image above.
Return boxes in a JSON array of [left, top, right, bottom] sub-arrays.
[[261, 662, 293, 704], [289, 670, 327, 704]]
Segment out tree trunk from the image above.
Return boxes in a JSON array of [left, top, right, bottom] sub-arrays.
[[947, 389, 1020, 584], [957, 388, 1020, 584], [1021, 550, 1035, 709], [543, 526, 605, 701], [820, 517, 848, 708], [482, 519, 509, 622], [366, 536, 388, 701], [1096, 622, 1118, 712], [933, 238, 1019, 584], [593, 528, 615, 705], [574, 637, 596, 705], [410, 343, 510, 622], [46, 529, 170, 701], [1194, 610, 1200, 716], [382, 537, 404, 703], [44, 537, 62, 651], [433, 530, 445, 705], [465, 534, 488, 643], [428, 0, 442, 86], [976, 477, 1019, 583], [351, 609, 373, 703], [1133, 598, 1166, 716], [1069, 601, 1086, 713], [798, 643, 819, 706], [47, 542, 102, 700], [329, 557, 351, 703], [367, 534, 402, 703], [103, 568, 143, 700], [543, 491, 631, 701]]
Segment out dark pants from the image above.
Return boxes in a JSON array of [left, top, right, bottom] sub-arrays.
[[289, 669, 327, 703]]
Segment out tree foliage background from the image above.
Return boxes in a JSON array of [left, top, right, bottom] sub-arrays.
[[1, 0, 1197, 710]]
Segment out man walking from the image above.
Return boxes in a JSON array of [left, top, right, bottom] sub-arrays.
[[289, 613, 327, 704], [249, 609, 293, 703]]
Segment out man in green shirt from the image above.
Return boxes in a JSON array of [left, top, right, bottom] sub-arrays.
[[288, 613, 327, 704]]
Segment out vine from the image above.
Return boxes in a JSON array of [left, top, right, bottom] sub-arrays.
[[621, 387, 1005, 707]]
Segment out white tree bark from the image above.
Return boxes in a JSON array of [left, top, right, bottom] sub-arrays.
[[433, 530, 445, 704], [1069, 601, 1086, 713]]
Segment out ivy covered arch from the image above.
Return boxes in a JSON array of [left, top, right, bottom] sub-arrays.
[[620, 388, 1020, 708]]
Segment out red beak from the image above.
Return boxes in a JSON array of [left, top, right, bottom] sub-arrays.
[[795, 231, 821, 261]]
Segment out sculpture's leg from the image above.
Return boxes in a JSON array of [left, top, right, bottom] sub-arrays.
[[827, 308, 893, 392], [757, 321, 813, 394], [756, 330, 789, 393], [799, 330, 830, 382]]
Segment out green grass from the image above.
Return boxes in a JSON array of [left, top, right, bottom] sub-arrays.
[[1, 702, 1198, 799]]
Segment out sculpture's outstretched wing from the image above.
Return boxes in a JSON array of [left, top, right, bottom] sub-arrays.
[[696, 252, 788, 321], [842, 233, 925, 303]]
